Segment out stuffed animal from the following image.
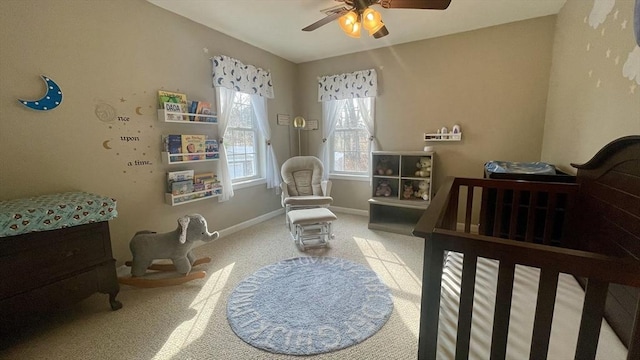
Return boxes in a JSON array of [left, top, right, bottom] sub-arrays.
[[415, 157, 432, 177], [375, 180, 392, 197], [402, 181, 414, 199], [376, 156, 393, 176], [129, 214, 219, 277], [414, 180, 430, 200]]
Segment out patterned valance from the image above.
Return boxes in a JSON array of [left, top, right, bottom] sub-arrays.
[[318, 69, 377, 102], [211, 55, 274, 98]]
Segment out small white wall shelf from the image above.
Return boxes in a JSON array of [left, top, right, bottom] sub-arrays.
[[158, 109, 218, 124], [424, 132, 462, 142], [161, 152, 220, 165], [165, 190, 222, 206]]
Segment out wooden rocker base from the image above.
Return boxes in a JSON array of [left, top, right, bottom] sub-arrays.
[[118, 257, 212, 288]]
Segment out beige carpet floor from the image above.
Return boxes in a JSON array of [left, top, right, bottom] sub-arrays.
[[0, 212, 424, 359]]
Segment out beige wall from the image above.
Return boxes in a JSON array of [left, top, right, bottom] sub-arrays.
[[2, 0, 635, 261], [542, 0, 640, 172], [0, 0, 296, 262], [297, 16, 557, 210]]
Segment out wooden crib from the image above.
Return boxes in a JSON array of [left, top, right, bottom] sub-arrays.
[[413, 136, 640, 360]]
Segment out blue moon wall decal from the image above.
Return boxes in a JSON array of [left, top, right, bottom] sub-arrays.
[[18, 75, 63, 111]]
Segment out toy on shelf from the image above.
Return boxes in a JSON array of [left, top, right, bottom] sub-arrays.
[[375, 179, 392, 197], [402, 181, 414, 199], [375, 156, 393, 175], [414, 180, 430, 201], [415, 157, 432, 177], [118, 214, 219, 288]]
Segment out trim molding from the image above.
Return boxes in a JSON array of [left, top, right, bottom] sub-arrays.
[[218, 208, 285, 238], [330, 206, 368, 217]]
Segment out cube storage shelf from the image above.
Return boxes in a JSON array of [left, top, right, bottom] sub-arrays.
[[369, 151, 434, 235], [158, 104, 221, 206]]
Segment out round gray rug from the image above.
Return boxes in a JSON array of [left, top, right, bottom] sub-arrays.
[[226, 256, 394, 355]]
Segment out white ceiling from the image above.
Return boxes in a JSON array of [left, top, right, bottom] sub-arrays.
[[147, 0, 567, 64]]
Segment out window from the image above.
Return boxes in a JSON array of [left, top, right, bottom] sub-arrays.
[[330, 99, 371, 176], [224, 92, 263, 182]]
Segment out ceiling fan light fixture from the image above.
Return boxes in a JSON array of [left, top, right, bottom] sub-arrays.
[[372, 24, 389, 39], [362, 8, 384, 34], [338, 11, 361, 38]]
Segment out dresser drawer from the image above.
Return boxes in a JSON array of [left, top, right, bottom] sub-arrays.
[[0, 222, 111, 299], [1, 268, 99, 321]]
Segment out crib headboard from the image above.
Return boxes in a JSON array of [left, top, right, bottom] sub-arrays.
[[571, 135, 640, 260], [571, 135, 640, 348]]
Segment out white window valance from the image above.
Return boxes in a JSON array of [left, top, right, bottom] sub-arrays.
[[212, 55, 274, 99], [318, 69, 377, 102]]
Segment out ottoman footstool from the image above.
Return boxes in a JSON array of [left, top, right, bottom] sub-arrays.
[[286, 208, 337, 250]]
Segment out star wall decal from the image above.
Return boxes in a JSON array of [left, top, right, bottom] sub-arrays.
[[621, 19, 627, 30], [606, 49, 611, 58]]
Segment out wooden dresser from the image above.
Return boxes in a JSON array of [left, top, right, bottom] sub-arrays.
[[0, 193, 121, 330], [0, 221, 121, 327]]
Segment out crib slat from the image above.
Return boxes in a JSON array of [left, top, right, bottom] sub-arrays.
[[508, 190, 521, 239], [464, 186, 474, 233], [418, 238, 445, 360], [480, 187, 489, 234], [455, 252, 478, 360], [529, 268, 559, 360], [525, 191, 539, 242], [627, 296, 640, 360], [493, 189, 505, 236], [490, 260, 515, 360], [575, 279, 609, 360], [542, 192, 558, 245]]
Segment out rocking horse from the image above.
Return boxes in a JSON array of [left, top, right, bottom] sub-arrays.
[[118, 214, 219, 288]]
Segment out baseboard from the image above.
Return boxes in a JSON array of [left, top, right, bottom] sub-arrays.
[[329, 206, 368, 217], [217, 208, 285, 238]]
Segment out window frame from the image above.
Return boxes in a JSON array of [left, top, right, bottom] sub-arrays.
[[223, 92, 266, 187], [328, 98, 372, 179]]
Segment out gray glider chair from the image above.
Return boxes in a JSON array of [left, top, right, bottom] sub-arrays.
[[280, 156, 333, 225]]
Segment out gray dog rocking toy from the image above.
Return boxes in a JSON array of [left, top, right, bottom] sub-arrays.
[[118, 214, 219, 288]]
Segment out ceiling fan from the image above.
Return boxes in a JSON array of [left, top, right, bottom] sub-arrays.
[[302, 0, 452, 39]]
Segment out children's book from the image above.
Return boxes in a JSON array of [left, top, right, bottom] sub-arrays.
[[158, 90, 188, 120], [181, 134, 206, 161], [167, 170, 194, 192], [171, 180, 194, 196], [188, 101, 199, 121], [205, 139, 219, 159], [195, 101, 212, 122], [194, 172, 214, 185], [166, 135, 182, 162]]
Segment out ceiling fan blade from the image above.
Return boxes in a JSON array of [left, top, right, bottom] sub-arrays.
[[302, 9, 348, 31], [378, 0, 451, 10]]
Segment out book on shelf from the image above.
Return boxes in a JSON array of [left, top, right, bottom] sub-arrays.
[[188, 101, 199, 121], [194, 172, 215, 185], [165, 135, 182, 162], [158, 90, 188, 121], [205, 139, 219, 159], [181, 134, 206, 161], [171, 180, 194, 196], [195, 101, 212, 122], [167, 170, 194, 192]]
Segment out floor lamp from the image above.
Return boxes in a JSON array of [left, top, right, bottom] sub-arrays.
[[293, 116, 306, 155]]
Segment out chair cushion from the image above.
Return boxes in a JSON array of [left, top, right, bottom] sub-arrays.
[[287, 208, 337, 225], [283, 196, 333, 206], [281, 156, 325, 196]]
